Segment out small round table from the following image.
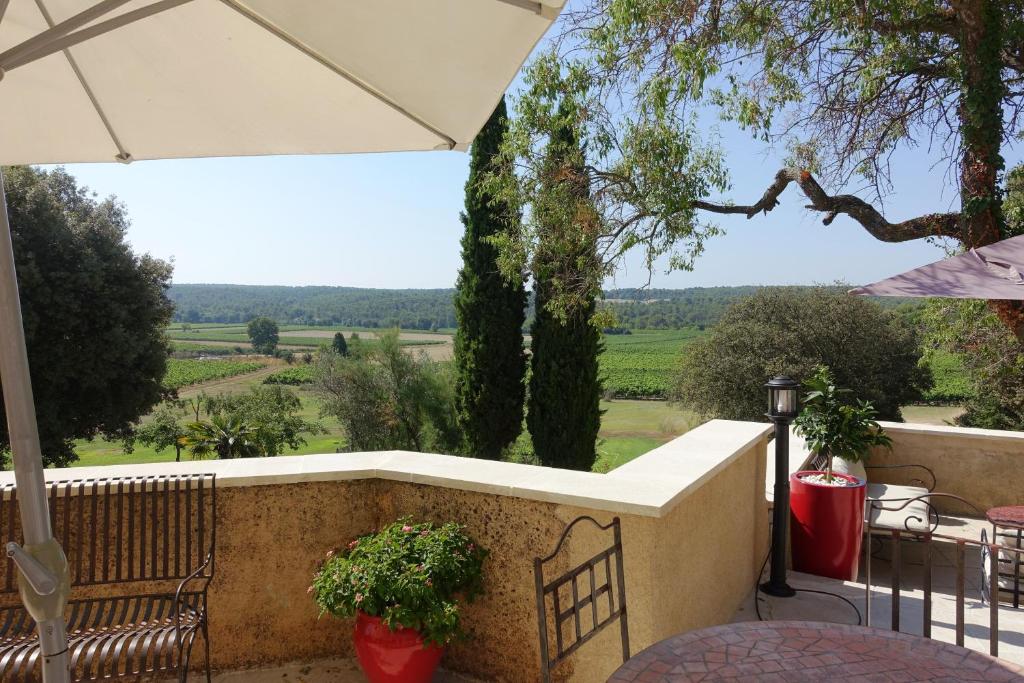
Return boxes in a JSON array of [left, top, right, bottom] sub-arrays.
[[606, 620, 1024, 682], [987, 505, 1024, 608]]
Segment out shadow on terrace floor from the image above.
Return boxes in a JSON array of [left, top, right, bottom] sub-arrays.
[[733, 534, 1024, 667]]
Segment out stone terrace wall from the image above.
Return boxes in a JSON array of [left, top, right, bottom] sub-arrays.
[[869, 422, 1024, 515], [0, 420, 771, 682]]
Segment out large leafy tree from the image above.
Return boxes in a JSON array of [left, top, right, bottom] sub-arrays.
[[247, 316, 279, 354], [0, 166, 173, 467], [671, 288, 932, 421], [453, 97, 528, 460], [527, 106, 604, 471], [495, 0, 1024, 340]]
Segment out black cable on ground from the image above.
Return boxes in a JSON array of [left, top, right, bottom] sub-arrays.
[[753, 541, 863, 626]]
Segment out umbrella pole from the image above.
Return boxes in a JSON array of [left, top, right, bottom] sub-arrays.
[[0, 168, 71, 683]]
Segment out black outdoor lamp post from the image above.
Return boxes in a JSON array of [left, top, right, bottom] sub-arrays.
[[760, 375, 800, 598]]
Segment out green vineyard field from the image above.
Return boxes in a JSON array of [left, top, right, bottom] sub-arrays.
[[163, 359, 265, 390]]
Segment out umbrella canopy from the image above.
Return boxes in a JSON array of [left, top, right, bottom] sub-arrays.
[[850, 235, 1024, 300], [0, 0, 563, 163], [0, 2, 565, 680]]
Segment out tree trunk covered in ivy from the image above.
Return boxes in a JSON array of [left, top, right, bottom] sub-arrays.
[[957, 0, 1024, 340], [527, 107, 603, 472], [453, 97, 528, 460]]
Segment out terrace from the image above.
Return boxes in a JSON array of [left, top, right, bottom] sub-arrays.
[[2, 418, 1021, 681]]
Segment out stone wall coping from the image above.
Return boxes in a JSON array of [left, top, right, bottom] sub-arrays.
[[0, 420, 771, 518], [877, 421, 1024, 442]]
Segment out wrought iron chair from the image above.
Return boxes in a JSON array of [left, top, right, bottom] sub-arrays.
[[0, 474, 216, 682], [533, 516, 629, 683]]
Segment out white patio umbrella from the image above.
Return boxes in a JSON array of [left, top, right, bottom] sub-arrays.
[[0, 1, 564, 680]]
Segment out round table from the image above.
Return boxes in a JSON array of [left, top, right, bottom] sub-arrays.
[[607, 620, 1024, 682]]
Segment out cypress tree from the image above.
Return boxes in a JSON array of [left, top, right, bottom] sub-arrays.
[[527, 106, 603, 471], [453, 97, 528, 459]]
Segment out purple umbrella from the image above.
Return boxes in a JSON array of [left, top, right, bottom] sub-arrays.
[[850, 235, 1024, 300]]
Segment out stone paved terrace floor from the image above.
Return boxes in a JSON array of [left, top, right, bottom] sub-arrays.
[[162, 658, 482, 682], [734, 536, 1024, 668]]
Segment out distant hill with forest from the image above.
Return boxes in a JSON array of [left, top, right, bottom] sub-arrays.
[[169, 283, 919, 330]]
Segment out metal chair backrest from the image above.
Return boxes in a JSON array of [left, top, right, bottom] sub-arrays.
[[533, 515, 629, 683], [0, 474, 216, 592]]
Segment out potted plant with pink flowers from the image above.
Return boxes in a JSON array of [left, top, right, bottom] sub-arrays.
[[311, 517, 488, 683]]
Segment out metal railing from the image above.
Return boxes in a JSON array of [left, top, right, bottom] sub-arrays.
[[865, 496, 1023, 658]]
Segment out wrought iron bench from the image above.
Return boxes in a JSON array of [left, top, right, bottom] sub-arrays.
[[0, 474, 215, 682]]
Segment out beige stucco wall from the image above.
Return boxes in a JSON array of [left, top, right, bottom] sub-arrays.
[[0, 420, 771, 682], [869, 422, 1024, 515]]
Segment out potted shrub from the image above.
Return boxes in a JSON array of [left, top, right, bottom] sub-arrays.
[[791, 366, 892, 581], [311, 518, 488, 683]]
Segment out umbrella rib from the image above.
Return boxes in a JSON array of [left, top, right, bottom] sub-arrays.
[[0, 0, 10, 29], [31, 0, 132, 162], [217, 0, 458, 150], [0, 0, 133, 67], [3, 0, 194, 71]]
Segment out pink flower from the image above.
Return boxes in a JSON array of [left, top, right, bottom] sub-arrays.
[[468, 544, 475, 552], [420, 529, 430, 537], [325, 550, 335, 559], [307, 585, 314, 595], [402, 525, 414, 533], [347, 540, 358, 550], [355, 593, 364, 604]]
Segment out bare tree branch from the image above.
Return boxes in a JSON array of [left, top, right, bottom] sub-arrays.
[[694, 169, 963, 242]]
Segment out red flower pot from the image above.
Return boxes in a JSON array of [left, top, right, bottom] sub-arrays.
[[790, 470, 866, 581], [353, 611, 444, 683]]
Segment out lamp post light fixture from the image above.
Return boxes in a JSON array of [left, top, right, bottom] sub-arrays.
[[761, 375, 800, 598]]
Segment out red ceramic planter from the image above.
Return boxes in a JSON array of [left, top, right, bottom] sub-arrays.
[[353, 611, 444, 683], [790, 470, 866, 581]]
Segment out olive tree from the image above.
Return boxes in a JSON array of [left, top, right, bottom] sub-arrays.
[[492, 0, 1024, 340], [313, 329, 460, 453], [671, 288, 932, 421]]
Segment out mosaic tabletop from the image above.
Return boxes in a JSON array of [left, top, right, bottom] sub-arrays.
[[988, 506, 1024, 530], [607, 620, 1024, 682]]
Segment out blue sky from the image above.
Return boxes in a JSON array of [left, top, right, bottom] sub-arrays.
[[59, 89, 1021, 292]]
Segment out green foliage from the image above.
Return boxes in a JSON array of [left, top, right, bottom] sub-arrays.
[[170, 283, 458, 329], [0, 166, 174, 467], [263, 365, 316, 386], [671, 288, 931, 422], [162, 359, 263, 391], [599, 329, 702, 398], [527, 110, 603, 471], [198, 385, 322, 457], [922, 299, 1024, 430], [794, 367, 892, 480], [454, 97, 528, 460], [183, 414, 259, 459], [311, 518, 488, 646], [332, 332, 348, 357], [247, 317, 279, 354], [313, 330, 460, 453], [484, 0, 1024, 314], [128, 403, 188, 462], [1006, 164, 1024, 238], [920, 350, 974, 403]]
